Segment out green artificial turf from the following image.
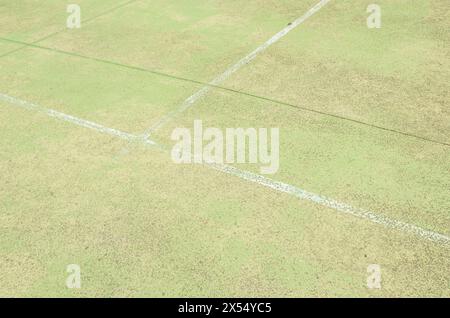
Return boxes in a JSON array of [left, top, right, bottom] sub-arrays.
[[0, 0, 449, 297]]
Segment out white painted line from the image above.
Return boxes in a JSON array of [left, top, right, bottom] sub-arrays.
[[0, 93, 155, 145], [2, 92, 449, 247], [142, 0, 332, 138], [206, 162, 450, 246]]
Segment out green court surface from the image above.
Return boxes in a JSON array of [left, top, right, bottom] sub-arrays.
[[0, 0, 449, 297]]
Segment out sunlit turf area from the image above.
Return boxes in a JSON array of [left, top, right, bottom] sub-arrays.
[[0, 0, 449, 297]]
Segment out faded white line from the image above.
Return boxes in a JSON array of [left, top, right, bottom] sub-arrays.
[[206, 163, 450, 246], [0, 93, 155, 145], [2, 92, 449, 247], [142, 0, 332, 137]]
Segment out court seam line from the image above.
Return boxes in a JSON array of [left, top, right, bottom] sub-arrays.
[[0, 39, 448, 148], [0, 0, 141, 59], [142, 0, 332, 137], [2, 92, 449, 247]]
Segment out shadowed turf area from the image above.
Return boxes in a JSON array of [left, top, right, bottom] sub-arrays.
[[0, 0, 449, 297]]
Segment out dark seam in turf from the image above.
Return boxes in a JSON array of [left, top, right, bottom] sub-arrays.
[[0, 36, 448, 149], [0, 0, 141, 59]]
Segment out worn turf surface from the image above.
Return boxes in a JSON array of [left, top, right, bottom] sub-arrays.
[[0, 0, 449, 297]]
